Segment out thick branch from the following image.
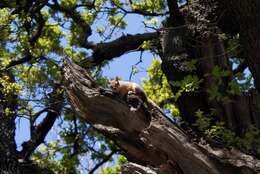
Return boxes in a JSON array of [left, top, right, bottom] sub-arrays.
[[166, 0, 184, 25], [0, 71, 56, 174], [81, 32, 158, 66], [63, 59, 260, 174]]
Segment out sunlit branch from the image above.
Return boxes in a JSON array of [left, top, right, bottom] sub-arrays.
[[80, 32, 158, 67]]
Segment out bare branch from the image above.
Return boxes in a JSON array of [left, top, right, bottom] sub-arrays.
[[71, 115, 80, 157], [129, 51, 143, 81]]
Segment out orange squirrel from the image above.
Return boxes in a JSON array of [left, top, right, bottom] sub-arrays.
[[109, 77, 162, 112]]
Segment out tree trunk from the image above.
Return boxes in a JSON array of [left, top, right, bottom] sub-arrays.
[[0, 72, 19, 174], [63, 59, 260, 174], [62, 0, 260, 173], [160, 0, 260, 136]]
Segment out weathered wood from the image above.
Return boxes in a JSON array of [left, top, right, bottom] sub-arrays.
[[63, 59, 260, 174]]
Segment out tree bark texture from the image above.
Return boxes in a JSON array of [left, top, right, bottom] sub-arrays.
[[160, 0, 260, 136], [63, 59, 260, 174]]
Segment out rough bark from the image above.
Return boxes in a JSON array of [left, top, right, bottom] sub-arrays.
[[159, 0, 260, 137], [63, 59, 260, 174], [120, 162, 159, 174], [218, 0, 260, 94], [1, 0, 260, 174]]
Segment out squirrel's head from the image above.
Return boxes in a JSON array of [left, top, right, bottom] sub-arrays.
[[109, 76, 121, 90]]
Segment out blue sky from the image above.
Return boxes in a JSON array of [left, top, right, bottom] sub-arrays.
[[94, 13, 159, 83], [15, 13, 160, 152]]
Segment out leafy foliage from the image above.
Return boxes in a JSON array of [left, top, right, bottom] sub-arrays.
[[143, 59, 179, 117], [0, 1, 141, 173], [97, 155, 127, 174], [1, 0, 260, 173], [194, 110, 260, 152]]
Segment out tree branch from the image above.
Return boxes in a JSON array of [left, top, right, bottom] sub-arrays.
[[88, 150, 117, 174], [18, 85, 64, 160], [5, 54, 32, 70], [81, 32, 158, 67], [110, 1, 168, 17], [63, 59, 260, 174], [120, 162, 158, 174], [233, 60, 247, 75], [31, 108, 55, 125], [4, 10, 45, 70], [71, 115, 80, 157], [29, 11, 45, 46], [166, 0, 184, 25], [48, 0, 92, 43]]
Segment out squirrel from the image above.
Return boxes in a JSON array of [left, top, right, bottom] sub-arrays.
[[109, 77, 162, 113]]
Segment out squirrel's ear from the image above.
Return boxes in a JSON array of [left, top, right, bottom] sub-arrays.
[[115, 76, 121, 83], [116, 80, 119, 86]]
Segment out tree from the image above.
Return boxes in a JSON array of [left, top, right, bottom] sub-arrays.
[[0, 0, 260, 174]]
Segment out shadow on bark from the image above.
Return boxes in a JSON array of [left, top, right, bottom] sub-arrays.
[[63, 59, 260, 174]]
